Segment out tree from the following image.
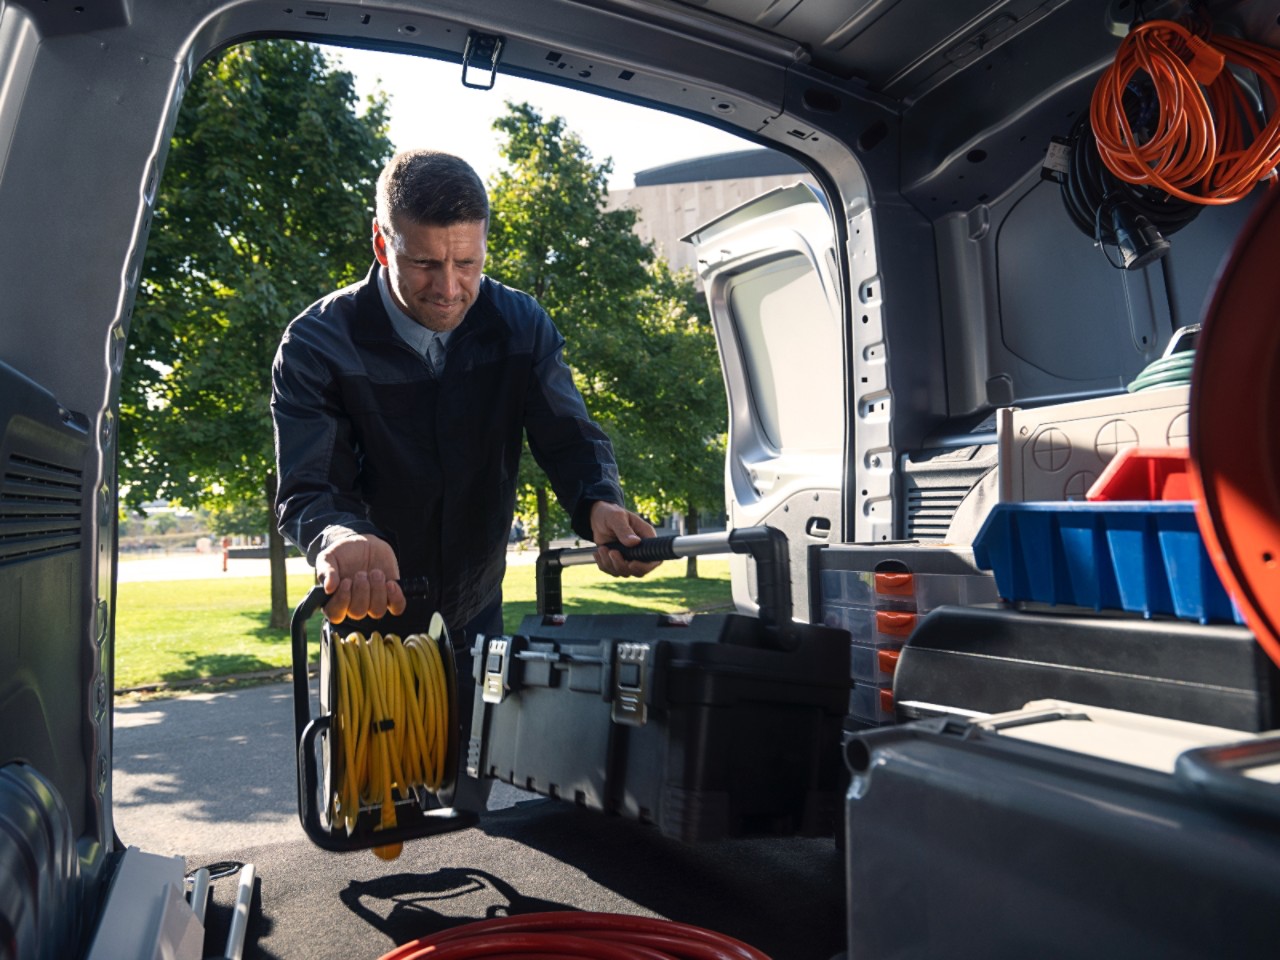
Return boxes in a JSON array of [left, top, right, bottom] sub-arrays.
[[603, 258, 726, 577], [485, 103, 726, 574], [485, 102, 655, 551], [119, 41, 392, 627]]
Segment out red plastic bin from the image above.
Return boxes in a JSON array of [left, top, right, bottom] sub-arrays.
[[1087, 447, 1192, 502]]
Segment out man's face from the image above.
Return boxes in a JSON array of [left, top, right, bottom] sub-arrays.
[[372, 216, 487, 332]]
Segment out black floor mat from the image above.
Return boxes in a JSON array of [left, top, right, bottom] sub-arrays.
[[196, 796, 845, 960]]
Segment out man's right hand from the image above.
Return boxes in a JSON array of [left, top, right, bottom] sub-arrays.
[[315, 533, 407, 624]]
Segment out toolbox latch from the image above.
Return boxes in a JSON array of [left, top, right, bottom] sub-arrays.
[[611, 642, 651, 726], [482, 637, 511, 704]]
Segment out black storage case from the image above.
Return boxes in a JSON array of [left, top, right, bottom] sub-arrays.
[[894, 604, 1280, 731], [468, 612, 849, 841], [844, 713, 1280, 959]]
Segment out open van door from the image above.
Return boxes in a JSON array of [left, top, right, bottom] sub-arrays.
[[685, 184, 844, 624]]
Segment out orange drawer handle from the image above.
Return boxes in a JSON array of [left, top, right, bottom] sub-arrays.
[[878, 687, 895, 713], [875, 571, 914, 596], [876, 610, 917, 636], [877, 648, 901, 674]]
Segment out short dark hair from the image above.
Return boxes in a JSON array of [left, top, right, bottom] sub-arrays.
[[376, 149, 489, 237]]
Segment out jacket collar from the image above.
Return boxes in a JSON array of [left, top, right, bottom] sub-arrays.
[[352, 262, 506, 349]]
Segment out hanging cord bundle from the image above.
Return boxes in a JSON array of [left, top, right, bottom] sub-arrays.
[[376, 912, 774, 960], [1058, 112, 1201, 267], [1091, 13, 1280, 205], [331, 624, 451, 860]]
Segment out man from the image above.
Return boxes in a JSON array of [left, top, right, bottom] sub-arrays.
[[271, 149, 657, 645]]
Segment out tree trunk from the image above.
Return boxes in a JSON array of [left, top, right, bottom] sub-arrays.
[[685, 502, 699, 578], [266, 472, 289, 630], [536, 485, 551, 554]]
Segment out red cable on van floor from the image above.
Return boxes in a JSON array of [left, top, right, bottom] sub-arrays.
[[376, 912, 773, 960]]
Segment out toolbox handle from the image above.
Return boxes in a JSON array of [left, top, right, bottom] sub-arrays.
[[1174, 736, 1280, 821], [536, 527, 792, 628]]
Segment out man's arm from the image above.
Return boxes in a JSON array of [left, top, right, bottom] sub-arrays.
[[519, 310, 659, 578], [271, 327, 404, 622]]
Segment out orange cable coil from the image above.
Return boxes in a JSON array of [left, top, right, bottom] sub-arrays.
[[1091, 18, 1280, 204]]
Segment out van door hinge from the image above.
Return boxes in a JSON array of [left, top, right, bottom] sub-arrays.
[[462, 32, 505, 90]]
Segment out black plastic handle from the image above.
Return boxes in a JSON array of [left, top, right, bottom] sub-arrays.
[[1175, 735, 1280, 821], [296, 716, 477, 851], [291, 584, 329, 748], [601, 535, 681, 563], [535, 527, 792, 628]]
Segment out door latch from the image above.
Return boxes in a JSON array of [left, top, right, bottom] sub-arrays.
[[482, 637, 510, 703], [461, 31, 505, 90], [611, 642, 651, 726]]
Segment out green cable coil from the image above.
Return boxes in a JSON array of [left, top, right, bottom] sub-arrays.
[[1127, 352, 1195, 393]]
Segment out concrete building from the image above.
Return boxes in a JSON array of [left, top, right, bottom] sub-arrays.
[[606, 148, 817, 284]]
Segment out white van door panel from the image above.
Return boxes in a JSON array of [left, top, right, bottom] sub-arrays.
[[687, 184, 844, 623]]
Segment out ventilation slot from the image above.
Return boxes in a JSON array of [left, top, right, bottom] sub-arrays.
[[905, 486, 968, 541], [0, 453, 83, 563]]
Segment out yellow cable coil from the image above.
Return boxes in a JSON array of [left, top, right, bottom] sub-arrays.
[[330, 626, 450, 859]]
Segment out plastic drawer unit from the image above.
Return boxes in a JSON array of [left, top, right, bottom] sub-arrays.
[[844, 701, 1280, 959], [467, 613, 849, 842], [811, 543, 998, 726]]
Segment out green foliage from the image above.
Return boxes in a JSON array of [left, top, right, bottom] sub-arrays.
[[485, 102, 726, 546], [113, 560, 732, 690], [596, 257, 727, 526], [206, 497, 271, 537], [486, 102, 653, 543], [119, 41, 392, 516]]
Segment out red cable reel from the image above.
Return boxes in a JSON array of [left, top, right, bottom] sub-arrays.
[[1190, 182, 1280, 670], [376, 912, 773, 960]]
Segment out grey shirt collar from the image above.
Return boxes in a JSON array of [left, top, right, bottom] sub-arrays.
[[377, 266, 453, 360]]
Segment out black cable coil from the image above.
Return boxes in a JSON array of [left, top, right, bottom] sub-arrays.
[[1059, 110, 1202, 248]]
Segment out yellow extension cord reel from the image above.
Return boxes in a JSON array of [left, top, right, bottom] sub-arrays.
[[291, 584, 480, 855]]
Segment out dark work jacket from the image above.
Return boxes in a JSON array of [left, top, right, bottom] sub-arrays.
[[271, 264, 623, 632]]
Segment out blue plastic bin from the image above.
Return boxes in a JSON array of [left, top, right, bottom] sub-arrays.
[[972, 502, 1243, 624]]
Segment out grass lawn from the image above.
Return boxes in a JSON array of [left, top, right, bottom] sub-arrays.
[[113, 559, 733, 691]]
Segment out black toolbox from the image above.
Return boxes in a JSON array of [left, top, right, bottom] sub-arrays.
[[467, 528, 850, 841]]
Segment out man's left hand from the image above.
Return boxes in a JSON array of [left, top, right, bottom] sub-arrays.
[[589, 502, 661, 577]]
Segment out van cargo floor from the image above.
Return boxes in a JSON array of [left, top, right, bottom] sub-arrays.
[[114, 682, 844, 960]]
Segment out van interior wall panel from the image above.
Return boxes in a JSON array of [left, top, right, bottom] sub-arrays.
[[993, 180, 1166, 386], [0, 363, 95, 843], [872, 197, 948, 452], [1159, 195, 1262, 325], [935, 168, 1271, 419], [897, 5, 1117, 216], [0, 31, 174, 417]]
